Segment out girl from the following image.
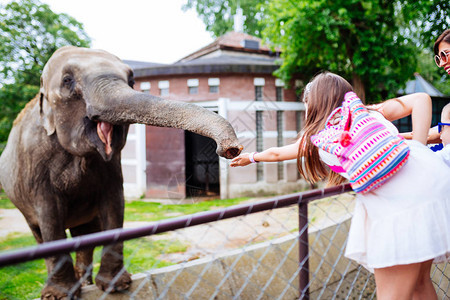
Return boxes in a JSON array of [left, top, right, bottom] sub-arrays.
[[230, 72, 450, 299]]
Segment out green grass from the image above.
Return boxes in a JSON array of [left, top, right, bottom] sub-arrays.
[[0, 190, 15, 209], [0, 195, 250, 299], [124, 197, 250, 221], [0, 233, 188, 300], [0, 233, 46, 300]]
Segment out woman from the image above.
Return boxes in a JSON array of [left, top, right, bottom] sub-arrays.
[[434, 29, 450, 75]]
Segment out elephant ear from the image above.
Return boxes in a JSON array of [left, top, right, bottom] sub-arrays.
[[39, 86, 56, 136]]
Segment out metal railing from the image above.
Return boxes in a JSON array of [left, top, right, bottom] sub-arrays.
[[0, 183, 448, 299]]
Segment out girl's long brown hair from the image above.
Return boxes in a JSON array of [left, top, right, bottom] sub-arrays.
[[297, 72, 353, 186]]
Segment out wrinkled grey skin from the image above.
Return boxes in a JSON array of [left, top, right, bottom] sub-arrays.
[[0, 46, 242, 299]]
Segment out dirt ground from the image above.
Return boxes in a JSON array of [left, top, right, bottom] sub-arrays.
[[0, 208, 30, 238]]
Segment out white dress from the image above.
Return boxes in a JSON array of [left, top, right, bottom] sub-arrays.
[[319, 112, 450, 271]]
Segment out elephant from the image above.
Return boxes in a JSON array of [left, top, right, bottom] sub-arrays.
[[0, 46, 242, 299]]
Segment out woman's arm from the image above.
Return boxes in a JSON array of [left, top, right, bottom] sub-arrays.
[[230, 139, 300, 167], [368, 92, 432, 145], [399, 126, 441, 144]]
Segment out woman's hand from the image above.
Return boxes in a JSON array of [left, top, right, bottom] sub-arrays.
[[426, 126, 441, 144]]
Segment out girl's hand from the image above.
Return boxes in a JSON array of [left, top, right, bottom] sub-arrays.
[[366, 103, 385, 116], [230, 153, 251, 167], [399, 132, 413, 140]]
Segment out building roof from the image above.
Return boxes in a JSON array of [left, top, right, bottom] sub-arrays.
[[122, 60, 167, 70], [178, 31, 279, 62], [398, 73, 445, 97], [127, 31, 281, 78]]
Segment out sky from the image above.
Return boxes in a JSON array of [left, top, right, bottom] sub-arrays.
[[4, 0, 215, 64]]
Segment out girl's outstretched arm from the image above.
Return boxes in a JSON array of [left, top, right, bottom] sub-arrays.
[[230, 139, 300, 167], [368, 92, 432, 145]]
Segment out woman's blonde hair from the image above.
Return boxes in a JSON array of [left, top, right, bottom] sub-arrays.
[[297, 72, 353, 186]]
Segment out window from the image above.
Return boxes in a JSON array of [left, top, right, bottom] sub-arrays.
[[158, 80, 169, 96], [276, 87, 283, 102], [187, 79, 199, 95], [255, 86, 263, 101], [189, 87, 198, 94], [254, 78, 264, 101], [275, 79, 284, 180], [254, 77, 265, 181], [140, 82, 151, 93], [208, 78, 220, 94], [275, 79, 284, 102], [295, 80, 304, 102]]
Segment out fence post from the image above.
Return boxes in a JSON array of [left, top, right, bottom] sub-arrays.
[[298, 199, 310, 299], [218, 97, 230, 200]]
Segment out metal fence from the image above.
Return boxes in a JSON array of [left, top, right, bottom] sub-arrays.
[[0, 184, 448, 299]]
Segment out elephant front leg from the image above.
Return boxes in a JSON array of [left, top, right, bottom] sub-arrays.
[[36, 200, 82, 299], [70, 219, 103, 286], [95, 194, 131, 292], [95, 242, 131, 292], [42, 255, 81, 300]]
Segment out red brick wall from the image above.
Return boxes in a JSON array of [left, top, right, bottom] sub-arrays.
[[137, 73, 301, 198], [145, 126, 185, 198]]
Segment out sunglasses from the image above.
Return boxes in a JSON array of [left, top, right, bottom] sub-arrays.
[[438, 122, 450, 133], [435, 49, 450, 67]]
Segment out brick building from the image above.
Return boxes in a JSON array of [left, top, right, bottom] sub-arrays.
[[122, 31, 308, 200]]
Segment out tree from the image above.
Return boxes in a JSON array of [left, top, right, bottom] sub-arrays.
[[182, 0, 267, 37], [409, 0, 450, 51], [261, 0, 449, 102], [0, 0, 91, 151]]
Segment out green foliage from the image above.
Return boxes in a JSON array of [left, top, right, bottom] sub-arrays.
[[0, 83, 39, 152], [182, 0, 267, 37], [261, 0, 449, 101], [0, 0, 91, 153], [186, 1, 449, 100], [405, 0, 450, 51]]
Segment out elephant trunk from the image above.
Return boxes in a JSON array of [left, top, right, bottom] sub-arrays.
[[87, 87, 242, 159]]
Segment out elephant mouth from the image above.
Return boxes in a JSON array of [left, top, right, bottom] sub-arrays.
[[83, 117, 120, 161], [97, 121, 113, 156]]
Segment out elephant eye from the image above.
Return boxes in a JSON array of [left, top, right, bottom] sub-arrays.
[[128, 77, 135, 88], [62, 76, 74, 89]]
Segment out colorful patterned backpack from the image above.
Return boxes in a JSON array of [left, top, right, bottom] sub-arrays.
[[311, 92, 410, 193]]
